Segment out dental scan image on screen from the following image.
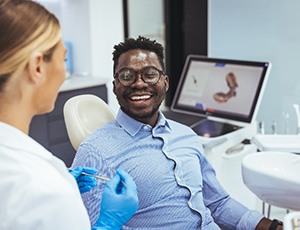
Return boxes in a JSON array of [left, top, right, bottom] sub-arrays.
[[172, 55, 271, 137], [177, 61, 263, 118]]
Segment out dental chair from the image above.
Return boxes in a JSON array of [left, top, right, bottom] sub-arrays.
[[63, 94, 115, 150]]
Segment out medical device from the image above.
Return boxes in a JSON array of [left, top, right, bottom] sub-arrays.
[[171, 55, 271, 138], [81, 171, 126, 188], [81, 171, 110, 182]]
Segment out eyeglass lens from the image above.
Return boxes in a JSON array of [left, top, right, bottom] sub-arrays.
[[117, 66, 162, 86]]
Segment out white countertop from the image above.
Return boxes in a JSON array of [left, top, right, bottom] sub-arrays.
[[59, 75, 110, 92]]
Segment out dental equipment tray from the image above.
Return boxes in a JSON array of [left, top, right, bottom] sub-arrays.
[[252, 134, 300, 153]]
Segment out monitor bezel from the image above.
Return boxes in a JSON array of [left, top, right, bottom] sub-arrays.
[[171, 55, 271, 124]]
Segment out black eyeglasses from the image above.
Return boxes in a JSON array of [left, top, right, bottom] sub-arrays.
[[114, 66, 165, 87]]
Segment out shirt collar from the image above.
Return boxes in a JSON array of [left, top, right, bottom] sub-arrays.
[[116, 109, 171, 136]]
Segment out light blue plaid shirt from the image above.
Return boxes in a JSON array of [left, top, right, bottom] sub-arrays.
[[72, 109, 263, 229]]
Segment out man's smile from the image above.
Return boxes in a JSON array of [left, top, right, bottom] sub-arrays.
[[130, 94, 152, 101]]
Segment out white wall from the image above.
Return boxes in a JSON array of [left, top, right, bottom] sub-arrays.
[[127, 0, 165, 46], [61, 0, 92, 75], [209, 0, 300, 134], [88, 0, 124, 113], [38, 0, 124, 113]]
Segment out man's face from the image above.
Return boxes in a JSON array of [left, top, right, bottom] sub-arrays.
[[113, 49, 169, 126]]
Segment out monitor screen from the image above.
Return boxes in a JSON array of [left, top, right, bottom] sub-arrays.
[[171, 55, 271, 124]]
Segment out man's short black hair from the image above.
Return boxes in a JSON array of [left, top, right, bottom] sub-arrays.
[[112, 36, 165, 73]]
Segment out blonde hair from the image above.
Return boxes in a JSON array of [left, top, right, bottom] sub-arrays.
[[0, 0, 61, 87]]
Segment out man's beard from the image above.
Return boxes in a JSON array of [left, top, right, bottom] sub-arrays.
[[120, 100, 163, 122], [118, 94, 164, 124]]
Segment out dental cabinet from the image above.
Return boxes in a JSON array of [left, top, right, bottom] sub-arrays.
[[29, 76, 108, 167]]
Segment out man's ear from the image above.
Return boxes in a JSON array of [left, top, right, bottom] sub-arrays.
[[27, 51, 45, 84], [164, 75, 169, 92], [113, 80, 117, 95]]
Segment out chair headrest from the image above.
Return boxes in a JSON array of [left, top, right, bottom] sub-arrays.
[[63, 94, 115, 150]]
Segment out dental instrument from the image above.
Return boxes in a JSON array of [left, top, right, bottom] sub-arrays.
[[293, 104, 300, 134], [68, 167, 113, 182], [81, 171, 126, 188], [81, 171, 110, 182], [69, 167, 126, 187]]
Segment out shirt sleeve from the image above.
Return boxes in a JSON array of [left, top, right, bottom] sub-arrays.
[[200, 153, 264, 230], [72, 143, 114, 226]]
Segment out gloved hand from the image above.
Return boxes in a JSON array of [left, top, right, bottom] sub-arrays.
[[93, 169, 138, 230], [68, 166, 97, 194]]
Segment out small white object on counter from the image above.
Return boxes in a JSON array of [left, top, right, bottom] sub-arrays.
[[284, 212, 300, 230]]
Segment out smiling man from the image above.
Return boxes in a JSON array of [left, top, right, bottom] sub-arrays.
[[72, 36, 282, 230], [113, 48, 168, 127]]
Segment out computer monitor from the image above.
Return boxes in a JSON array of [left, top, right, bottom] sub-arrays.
[[171, 55, 271, 137]]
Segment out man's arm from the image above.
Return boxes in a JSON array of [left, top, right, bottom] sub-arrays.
[[200, 155, 283, 230]]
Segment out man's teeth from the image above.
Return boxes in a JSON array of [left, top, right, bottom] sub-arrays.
[[131, 95, 151, 100]]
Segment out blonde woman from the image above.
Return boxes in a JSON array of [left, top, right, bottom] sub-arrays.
[[0, 1, 138, 229]]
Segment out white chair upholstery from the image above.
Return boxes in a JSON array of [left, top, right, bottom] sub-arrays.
[[63, 94, 115, 150]]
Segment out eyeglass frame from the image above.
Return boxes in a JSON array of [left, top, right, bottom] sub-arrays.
[[114, 66, 166, 87]]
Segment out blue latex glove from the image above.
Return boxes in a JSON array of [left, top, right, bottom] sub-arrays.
[[93, 169, 138, 230], [68, 166, 97, 194]]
